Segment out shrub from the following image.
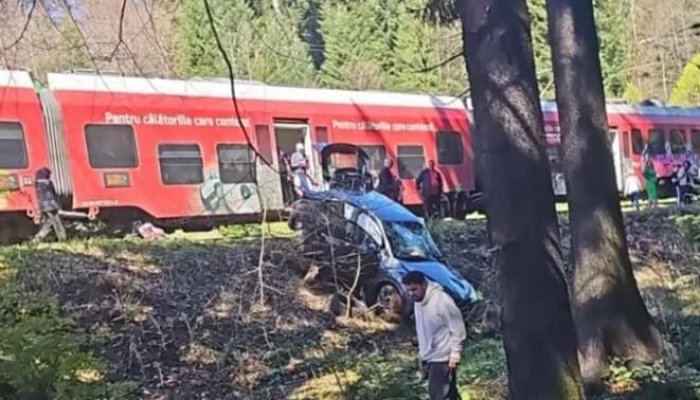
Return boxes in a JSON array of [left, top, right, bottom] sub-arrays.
[[0, 281, 135, 399]]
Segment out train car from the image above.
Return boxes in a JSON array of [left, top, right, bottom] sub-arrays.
[[0, 70, 52, 240], [539, 101, 700, 197], [42, 72, 474, 226]]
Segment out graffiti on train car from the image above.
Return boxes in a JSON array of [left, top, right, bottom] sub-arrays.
[[197, 171, 256, 215]]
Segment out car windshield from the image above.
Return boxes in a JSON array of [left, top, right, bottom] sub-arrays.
[[383, 220, 442, 261]]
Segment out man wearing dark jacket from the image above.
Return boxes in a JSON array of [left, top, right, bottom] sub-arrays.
[[416, 160, 444, 218], [32, 167, 66, 242], [375, 158, 402, 202]]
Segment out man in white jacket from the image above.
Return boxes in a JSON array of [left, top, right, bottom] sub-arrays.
[[402, 271, 466, 400]]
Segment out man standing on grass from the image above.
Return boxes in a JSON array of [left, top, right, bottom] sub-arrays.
[[416, 160, 444, 218], [402, 271, 466, 400]]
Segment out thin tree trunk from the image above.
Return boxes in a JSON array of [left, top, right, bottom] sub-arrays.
[[456, 1, 584, 399], [545, 0, 664, 393]]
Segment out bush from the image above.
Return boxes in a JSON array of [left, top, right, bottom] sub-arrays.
[[0, 281, 135, 399], [673, 215, 700, 243]]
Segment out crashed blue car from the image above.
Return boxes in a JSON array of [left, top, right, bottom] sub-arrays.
[[290, 143, 478, 319]]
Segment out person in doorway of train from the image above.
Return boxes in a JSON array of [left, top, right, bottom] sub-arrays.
[[624, 171, 642, 212], [292, 160, 317, 198], [376, 158, 403, 203], [403, 271, 466, 400], [32, 167, 67, 243], [643, 159, 658, 209], [416, 160, 444, 218], [290, 142, 307, 173]]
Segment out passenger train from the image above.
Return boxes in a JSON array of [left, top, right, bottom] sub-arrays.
[[0, 69, 698, 240]]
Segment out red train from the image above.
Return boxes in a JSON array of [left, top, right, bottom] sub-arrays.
[[0, 69, 474, 239], [2, 69, 700, 240], [537, 100, 700, 197]]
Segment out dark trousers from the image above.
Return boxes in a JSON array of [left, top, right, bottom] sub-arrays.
[[422, 194, 442, 218], [428, 362, 461, 400], [33, 210, 66, 242]]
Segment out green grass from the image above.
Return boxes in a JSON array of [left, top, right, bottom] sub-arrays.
[[0, 246, 137, 399], [3, 209, 700, 399]]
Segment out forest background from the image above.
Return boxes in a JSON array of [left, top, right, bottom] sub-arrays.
[[1, 0, 700, 106]]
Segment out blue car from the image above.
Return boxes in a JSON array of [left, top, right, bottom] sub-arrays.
[[290, 143, 478, 319]]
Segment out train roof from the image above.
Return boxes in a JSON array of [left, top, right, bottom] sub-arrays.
[[44, 71, 467, 111], [539, 100, 700, 118], [465, 98, 700, 119], [0, 70, 35, 88]]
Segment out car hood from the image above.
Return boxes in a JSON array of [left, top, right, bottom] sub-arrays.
[[393, 259, 477, 304]]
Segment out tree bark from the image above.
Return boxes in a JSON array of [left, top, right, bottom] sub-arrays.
[[456, 1, 584, 399], [545, 0, 664, 392]]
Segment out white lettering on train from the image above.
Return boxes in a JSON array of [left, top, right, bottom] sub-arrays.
[[103, 112, 250, 128], [332, 119, 436, 132]]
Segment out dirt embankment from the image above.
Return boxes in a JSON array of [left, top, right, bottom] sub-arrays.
[[4, 210, 700, 399]]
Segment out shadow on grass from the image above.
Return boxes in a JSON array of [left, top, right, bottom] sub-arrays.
[[0, 237, 429, 399], [591, 284, 700, 400]]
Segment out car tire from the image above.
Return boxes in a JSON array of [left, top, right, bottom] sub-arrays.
[[366, 280, 412, 323]]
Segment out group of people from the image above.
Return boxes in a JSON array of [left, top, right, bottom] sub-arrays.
[[624, 157, 699, 211], [284, 142, 446, 218], [375, 158, 445, 218]]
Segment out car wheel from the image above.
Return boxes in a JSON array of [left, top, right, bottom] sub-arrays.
[[369, 281, 410, 322]]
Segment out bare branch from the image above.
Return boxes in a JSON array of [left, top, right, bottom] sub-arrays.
[[3, 0, 37, 51], [410, 52, 462, 74], [202, 0, 277, 172], [107, 0, 129, 61]]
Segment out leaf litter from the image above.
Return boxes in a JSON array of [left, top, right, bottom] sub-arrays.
[[3, 208, 700, 399]]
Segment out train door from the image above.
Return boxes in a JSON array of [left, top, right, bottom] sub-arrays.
[[273, 120, 313, 203], [609, 127, 623, 191]]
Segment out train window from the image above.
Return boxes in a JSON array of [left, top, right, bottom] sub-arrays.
[[158, 144, 203, 185], [692, 130, 700, 153], [359, 145, 386, 173], [0, 122, 28, 169], [647, 129, 665, 156], [670, 129, 686, 154], [217, 144, 255, 184], [254, 125, 273, 165], [631, 129, 644, 155], [436, 131, 464, 165], [85, 124, 138, 168], [397, 145, 425, 179], [316, 126, 329, 144]]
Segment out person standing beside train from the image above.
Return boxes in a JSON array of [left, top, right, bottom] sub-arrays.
[[376, 158, 403, 203], [643, 159, 658, 209], [416, 160, 444, 218], [624, 170, 642, 212], [32, 167, 66, 242]]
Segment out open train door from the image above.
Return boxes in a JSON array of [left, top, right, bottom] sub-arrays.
[[609, 127, 623, 191]]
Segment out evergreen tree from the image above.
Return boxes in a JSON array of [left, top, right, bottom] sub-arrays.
[[319, 0, 390, 90], [669, 54, 700, 106], [176, 0, 315, 85], [594, 0, 628, 98], [389, 0, 442, 93], [176, 0, 229, 77]]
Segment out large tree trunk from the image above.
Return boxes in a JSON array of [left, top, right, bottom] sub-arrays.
[[456, 1, 584, 399], [545, 0, 664, 392]]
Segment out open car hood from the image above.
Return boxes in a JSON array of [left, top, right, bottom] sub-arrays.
[[320, 143, 370, 182]]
